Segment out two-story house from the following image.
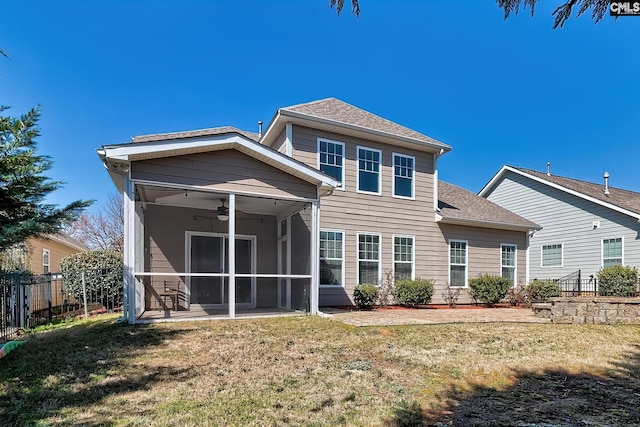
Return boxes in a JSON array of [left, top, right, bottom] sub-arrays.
[[98, 98, 538, 323], [480, 165, 640, 283]]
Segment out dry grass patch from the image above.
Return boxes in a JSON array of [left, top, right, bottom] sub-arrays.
[[1, 314, 639, 426]]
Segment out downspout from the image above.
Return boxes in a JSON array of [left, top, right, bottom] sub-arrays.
[[433, 149, 444, 216]]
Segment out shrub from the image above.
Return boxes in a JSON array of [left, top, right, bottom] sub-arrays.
[[60, 250, 123, 305], [505, 283, 529, 306], [441, 283, 461, 308], [598, 265, 639, 297], [468, 274, 512, 306], [525, 280, 561, 302], [353, 283, 378, 309], [394, 278, 435, 307]]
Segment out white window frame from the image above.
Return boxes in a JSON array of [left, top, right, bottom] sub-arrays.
[[500, 243, 517, 285], [541, 243, 563, 268], [393, 235, 415, 280], [392, 153, 415, 200], [448, 239, 468, 288], [317, 138, 345, 191], [357, 232, 382, 285], [602, 237, 624, 268], [42, 249, 51, 274], [356, 146, 382, 196], [319, 229, 345, 288]]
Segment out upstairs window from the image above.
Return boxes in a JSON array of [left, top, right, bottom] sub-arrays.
[[393, 153, 414, 198], [357, 147, 381, 194], [318, 139, 344, 188], [541, 244, 562, 267], [602, 238, 623, 268], [501, 244, 516, 284]]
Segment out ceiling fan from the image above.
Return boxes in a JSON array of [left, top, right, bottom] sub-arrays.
[[215, 198, 248, 221]]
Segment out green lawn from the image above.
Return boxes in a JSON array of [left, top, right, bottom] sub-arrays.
[[1, 313, 639, 426]]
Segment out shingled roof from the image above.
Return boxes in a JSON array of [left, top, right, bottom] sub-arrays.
[[511, 167, 640, 216], [438, 181, 540, 231], [132, 126, 260, 143], [276, 98, 451, 151]]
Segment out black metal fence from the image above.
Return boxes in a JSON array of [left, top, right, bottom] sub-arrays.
[[1, 271, 123, 341], [555, 269, 639, 298]]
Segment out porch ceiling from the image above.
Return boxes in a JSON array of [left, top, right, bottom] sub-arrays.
[[136, 185, 306, 217]]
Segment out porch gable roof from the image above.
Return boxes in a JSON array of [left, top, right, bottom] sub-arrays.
[[97, 130, 338, 195]]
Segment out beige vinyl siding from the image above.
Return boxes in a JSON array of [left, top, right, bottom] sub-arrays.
[[27, 237, 82, 274], [131, 150, 317, 200], [272, 128, 288, 155], [289, 125, 440, 306], [144, 204, 278, 310], [434, 224, 528, 304]]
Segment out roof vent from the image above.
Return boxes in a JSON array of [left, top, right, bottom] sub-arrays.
[[546, 162, 551, 176], [603, 171, 610, 196], [258, 120, 263, 138]]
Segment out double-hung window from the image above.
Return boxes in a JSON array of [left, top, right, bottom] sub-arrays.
[[358, 233, 381, 284], [319, 231, 344, 286], [318, 139, 344, 188], [541, 244, 562, 267], [393, 153, 414, 199], [394, 236, 414, 280], [501, 244, 516, 284], [602, 238, 623, 268], [357, 147, 381, 194], [449, 240, 467, 287]]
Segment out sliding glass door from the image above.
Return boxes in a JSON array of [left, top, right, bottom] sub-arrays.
[[188, 233, 255, 308]]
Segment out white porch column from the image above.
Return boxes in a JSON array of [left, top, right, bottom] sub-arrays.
[[124, 172, 136, 324], [134, 201, 144, 317], [228, 193, 236, 318], [310, 199, 319, 315]]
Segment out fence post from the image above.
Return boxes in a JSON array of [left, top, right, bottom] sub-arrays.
[[82, 271, 89, 319]]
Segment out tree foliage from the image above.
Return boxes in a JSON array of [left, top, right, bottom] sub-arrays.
[[67, 192, 123, 251], [497, 0, 610, 28], [0, 106, 92, 251], [332, 0, 610, 28], [60, 250, 123, 302]]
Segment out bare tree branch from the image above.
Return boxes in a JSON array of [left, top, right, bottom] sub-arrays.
[[66, 193, 123, 252]]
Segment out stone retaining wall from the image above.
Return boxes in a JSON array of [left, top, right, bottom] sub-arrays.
[[550, 297, 640, 324]]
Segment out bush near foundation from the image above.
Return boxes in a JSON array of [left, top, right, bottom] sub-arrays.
[[353, 283, 379, 309], [394, 278, 435, 307], [597, 265, 638, 297], [468, 274, 512, 306], [526, 280, 561, 302]]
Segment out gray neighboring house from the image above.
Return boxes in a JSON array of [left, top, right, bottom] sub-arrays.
[[479, 165, 640, 282]]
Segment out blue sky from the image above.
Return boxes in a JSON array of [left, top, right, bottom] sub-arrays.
[[1, 1, 638, 214]]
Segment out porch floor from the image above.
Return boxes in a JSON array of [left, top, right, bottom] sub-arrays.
[[137, 307, 307, 323]]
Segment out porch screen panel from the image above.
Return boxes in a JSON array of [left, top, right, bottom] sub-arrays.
[[190, 235, 223, 304]]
